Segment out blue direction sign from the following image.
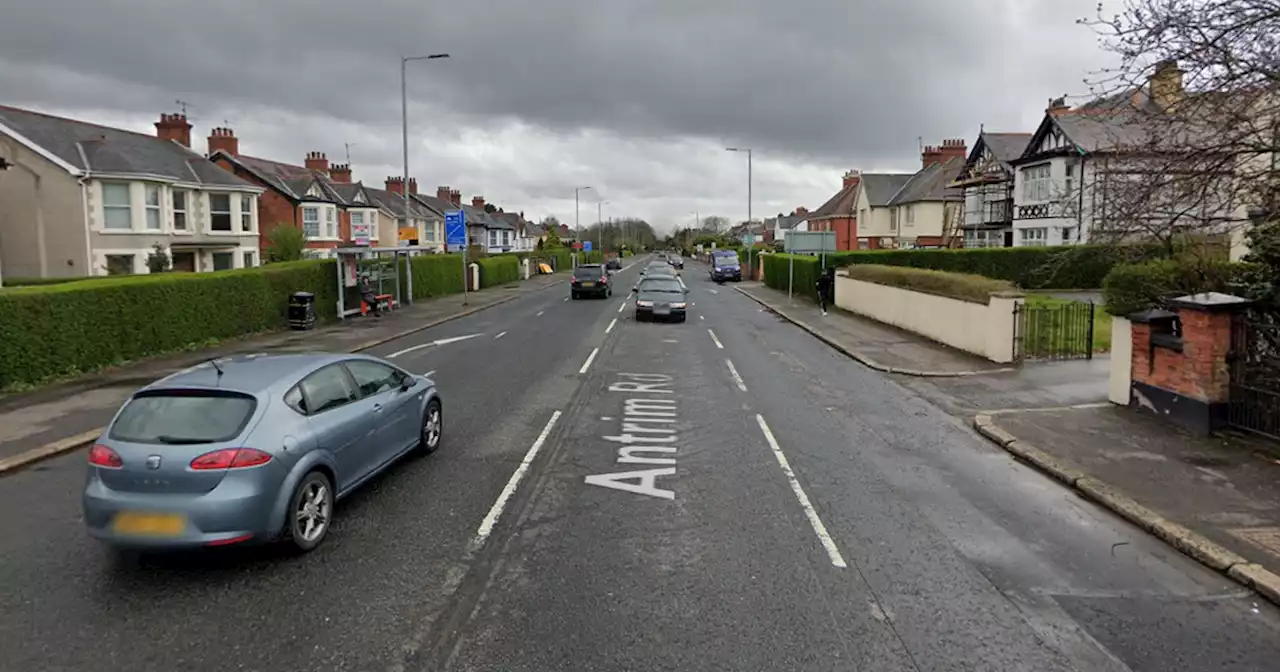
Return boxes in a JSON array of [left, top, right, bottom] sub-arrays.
[[445, 210, 467, 251], [583, 241, 592, 252]]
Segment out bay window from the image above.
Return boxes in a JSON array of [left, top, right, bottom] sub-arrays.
[[240, 194, 254, 232], [210, 194, 232, 231], [102, 183, 132, 229], [173, 190, 188, 230], [325, 207, 336, 238], [144, 185, 161, 230], [302, 207, 320, 238]]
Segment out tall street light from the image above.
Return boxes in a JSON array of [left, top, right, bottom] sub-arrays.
[[401, 53, 450, 240], [726, 147, 753, 274], [597, 200, 608, 250], [575, 186, 593, 260]]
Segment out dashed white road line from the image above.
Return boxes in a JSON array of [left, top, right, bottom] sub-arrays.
[[707, 288, 719, 294], [474, 411, 563, 548], [494, 331, 507, 339], [755, 414, 848, 569], [605, 318, 618, 334], [424, 370, 436, 378], [699, 315, 705, 320], [564, 297, 569, 302], [579, 347, 600, 374], [725, 359, 747, 392], [536, 310, 544, 317], [707, 329, 724, 349], [617, 301, 627, 313]]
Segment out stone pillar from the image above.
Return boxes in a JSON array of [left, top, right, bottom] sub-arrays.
[[469, 263, 480, 291], [1108, 316, 1132, 405], [1128, 292, 1251, 435], [522, 258, 531, 280], [984, 291, 1025, 364]]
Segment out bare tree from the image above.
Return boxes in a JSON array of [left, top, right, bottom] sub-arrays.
[[1072, 0, 1280, 259], [700, 215, 729, 233]]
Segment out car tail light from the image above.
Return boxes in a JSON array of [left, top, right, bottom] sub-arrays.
[[190, 448, 273, 470], [600, 276, 608, 283], [88, 444, 123, 469]]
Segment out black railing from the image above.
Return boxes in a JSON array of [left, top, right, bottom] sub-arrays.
[[1228, 310, 1280, 440], [1013, 301, 1097, 361]]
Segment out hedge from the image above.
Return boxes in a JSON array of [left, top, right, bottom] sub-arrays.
[[407, 253, 465, 299], [762, 254, 822, 299], [1101, 258, 1258, 316], [476, 255, 521, 288], [843, 264, 1014, 304]]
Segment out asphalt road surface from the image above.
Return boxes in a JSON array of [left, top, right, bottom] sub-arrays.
[[2, 255, 1279, 672]]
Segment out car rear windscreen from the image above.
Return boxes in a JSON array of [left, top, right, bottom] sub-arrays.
[[109, 389, 258, 444], [575, 266, 604, 278]]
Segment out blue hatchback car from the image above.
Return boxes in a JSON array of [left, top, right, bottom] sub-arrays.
[[82, 353, 442, 555]]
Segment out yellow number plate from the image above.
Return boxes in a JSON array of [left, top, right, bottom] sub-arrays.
[[112, 512, 187, 536], [581, 282, 595, 287]]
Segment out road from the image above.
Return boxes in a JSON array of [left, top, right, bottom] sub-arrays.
[[2, 255, 1279, 671]]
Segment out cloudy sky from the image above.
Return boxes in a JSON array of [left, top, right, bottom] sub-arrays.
[[1, 0, 1118, 233]]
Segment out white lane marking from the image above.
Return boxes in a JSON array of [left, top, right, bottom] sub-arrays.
[[564, 297, 569, 302], [536, 310, 544, 316], [494, 331, 507, 339], [579, 347, 600, 374], [708, 329, 724, 349], [387, 333, 483, 359], [617, 301, 627, 313], [707, 288, 719, 294], [756, 414, 848, 569], [699, 316, 705, 320], [474, 411, 562, 548], [424, 370, 436, 378], [606, 318, 618, 334], [725, 359, 747, 392]]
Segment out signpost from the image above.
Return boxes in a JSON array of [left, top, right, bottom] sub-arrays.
[[445, 210, 468, 304], [783, 231, 836, 300], [742, 232, 755, 281], [584, 240, 592, 253]]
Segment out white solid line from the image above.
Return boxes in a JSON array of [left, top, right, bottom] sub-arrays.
[[606, 318, 618, 334], [536, 310, 544, 316], [725, 359, 747, 391], [495, 331, 507, 339], [579, 347, 600, 374], [707, 329, 724, 349], [474, 411, 563, 547], [755, 414, 848, 569], [617, 301, 627, 313]]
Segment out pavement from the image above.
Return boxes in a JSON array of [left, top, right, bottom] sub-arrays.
[[0, 274, 563, 469], [976, 404, 1280, 607], [2, 255, 1280, 671]]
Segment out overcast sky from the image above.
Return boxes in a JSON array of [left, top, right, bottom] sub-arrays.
[[0, 0, 1117, 233]]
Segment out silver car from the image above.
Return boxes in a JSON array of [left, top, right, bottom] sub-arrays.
[[82, 353, 442, 554]]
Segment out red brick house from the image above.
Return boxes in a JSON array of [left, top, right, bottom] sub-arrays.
[[806, 171, 861, 251]]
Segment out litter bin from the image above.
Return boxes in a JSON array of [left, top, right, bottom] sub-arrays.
[[288, 291, 316, 330]]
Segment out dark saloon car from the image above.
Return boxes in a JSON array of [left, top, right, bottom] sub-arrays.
[[571, 263, 612, 299], [634, 277, 688, 322], [605, 257, 623, 272]]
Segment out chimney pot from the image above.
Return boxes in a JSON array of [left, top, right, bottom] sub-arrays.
[[206, 126, 239, 155], [305, 151, 329, 173], [155, 111, 193, 148], [329, 163, 352, 183], [921, 138, 966, 169], [472, 196, 486, 209]]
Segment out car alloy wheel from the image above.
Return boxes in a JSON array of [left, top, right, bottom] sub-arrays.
[[288, 471, 333, 552], [418, 399, 443, 455]]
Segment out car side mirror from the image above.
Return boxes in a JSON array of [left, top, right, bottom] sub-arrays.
[[400, 377, 414, 391], [632, 286, 638, 292]]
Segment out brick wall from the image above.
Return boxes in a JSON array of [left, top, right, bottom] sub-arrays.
[[1130, 308, 1233, 404]]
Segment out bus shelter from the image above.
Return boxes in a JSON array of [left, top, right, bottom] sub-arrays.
[[334, 245, 441, 320]]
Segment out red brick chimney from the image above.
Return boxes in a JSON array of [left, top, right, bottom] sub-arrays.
[[472, 196, 485, 209], [329, 163, 352, 183], [305, 152, 329, 173], [1046, 96, 1070, 117], [795, 207, 809, 216], [407, 178, 418, 195], [922, 138, 967, 169], [450, 189, 461, 206], [842, 169, 861, 191], [155, 113, 192, 148], [386, 176, 405, 195], [207, 127, 239, 156], [436, 185, 452, 201]]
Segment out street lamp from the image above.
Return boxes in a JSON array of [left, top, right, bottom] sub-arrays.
[[401, 53, 449, 241], [575, 186, 593, 261], [726, 147, 753, 275], [597, 200, 608, 250]]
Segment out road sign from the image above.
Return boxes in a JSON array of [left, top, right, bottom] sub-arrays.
[[572, 241, 583, 250], [784, 231, 835, 254], [742, 233, 755, 245], [584, 241, 592, 252], [445, 210, 466, 251]]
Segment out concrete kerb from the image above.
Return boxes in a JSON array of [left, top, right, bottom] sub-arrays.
[[974, 411, 1280, 609], [733, 286, 1012, 378], [0, 280, 557, 478]]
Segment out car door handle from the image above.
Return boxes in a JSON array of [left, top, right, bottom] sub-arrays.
[[372, 403, 383, 413]]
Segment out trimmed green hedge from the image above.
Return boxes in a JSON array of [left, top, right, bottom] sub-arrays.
[[407, 254, 465, 299], [1101, 258, 1258, 316], [844, 264, 1014, 304], [762, 254, 822, 299], [477, 255, 521, 288]]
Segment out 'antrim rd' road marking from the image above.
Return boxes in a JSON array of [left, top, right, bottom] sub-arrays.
[[586, 375, 679, 500], [756, 414, 847, 569], [494, 331, 507, 339], [725, 359, 747, 392], [579, 347, 600, 375], [387, 333, 483, 359], [606, 318, 618, 334], [708, 329, 725, 349], [474, 411, 562, 548]]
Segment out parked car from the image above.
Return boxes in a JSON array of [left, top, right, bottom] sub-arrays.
[[633, 277, 688, 322], [82, 353, 442, 555], [571, 263, 612, 299], [605, 257, 623, 272]]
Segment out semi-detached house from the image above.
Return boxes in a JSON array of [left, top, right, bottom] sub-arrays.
[[0, 107, 264, 278]]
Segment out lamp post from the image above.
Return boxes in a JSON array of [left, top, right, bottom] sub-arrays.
[[597, 200, 608, 251], [726, 147, 753, 276], [575, 186, 593, 264], [400, 53, 449, 242]]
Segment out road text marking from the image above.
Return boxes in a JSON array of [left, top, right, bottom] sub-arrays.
[[579, 347, 600, 374], [606, 318, 618, 334], [708, 329, 724, 349], [756, 414, 847, 569], [387, 333, 483, 359], [494, 331, 507, 339], [586, 375, 679, 500], [474, 411, 563, 548], [726, 359, 747, 391]]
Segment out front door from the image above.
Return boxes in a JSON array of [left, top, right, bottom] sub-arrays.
[[172, 252, 196, 272], [297, 364, 375, 492], [344, 360, 420, 467]]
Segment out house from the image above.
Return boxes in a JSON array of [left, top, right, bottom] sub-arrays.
[[763, 209, 807, 244], [949, 131, 1032, 248], [0, 107, 264, 278], [368, 178, 438, 250], [851, 173, 913, 249], [424, 186, 506, 251], [807, 172, 862, 250], [885, 153, 966, 249], [490, 211, 538, 251]]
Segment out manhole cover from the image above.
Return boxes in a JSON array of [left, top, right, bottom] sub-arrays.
[[1183, 454, 1231, 468], [1229, 527, 1280, 557]]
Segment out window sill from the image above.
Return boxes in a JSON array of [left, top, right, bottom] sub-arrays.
[[205, 229, 258, 236]]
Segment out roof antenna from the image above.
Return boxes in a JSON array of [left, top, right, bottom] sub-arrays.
[[175, 99, 192, 116], [344, 142, 357, 164], [206, 357, 225, 381]]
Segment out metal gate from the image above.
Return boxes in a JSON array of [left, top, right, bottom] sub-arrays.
[[1228, 309, 1280, 440], [1013, 300, 1096, 362]]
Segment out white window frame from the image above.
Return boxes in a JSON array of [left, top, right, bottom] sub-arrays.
[[302, 207, 321, 238], [240, 194, 254, 232], [325, 207, 337, 239], [1022, 164, 1051, 202], [102, 183, 132, 230], [489, 230, 498, 247], [1020, 227, 1048, 245], [173, 189, 188, 231], [243, 250, 256, 268], [1064, 163, 1075, 196], [370, 212, 379, 242], [144, 184, 162, 230], [210, 193, 233, 232], [905, 204, 915, 226], [424, 223, 437, 242], [502, 230, 511, 247], [103, 253, 136, 275]]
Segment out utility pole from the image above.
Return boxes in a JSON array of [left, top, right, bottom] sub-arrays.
[[401, 52, 449, 255], [574, 186, 592, 264]]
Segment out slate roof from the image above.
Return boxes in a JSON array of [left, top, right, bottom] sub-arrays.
[[219, 153, 343, 202], [410, 193, 454, 218], [981, 132, 1032, 163], [889, 157, 964, 205], [860, 173, 914, 207], [0, 105, 257, 189], [808, 183, 859, 219], [489, 211, 522, 231], [765, 213, 805, 231], [366, 187, 433, 219]]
